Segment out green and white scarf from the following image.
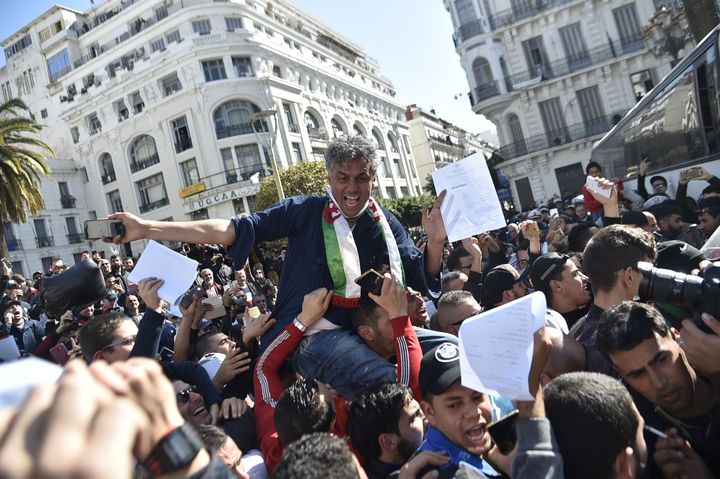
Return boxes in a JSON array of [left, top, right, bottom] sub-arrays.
[[321, 189, 405, 308]]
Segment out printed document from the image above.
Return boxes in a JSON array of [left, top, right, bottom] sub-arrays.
[[432, 152, 506, 243], [458, 292, 546, 401]]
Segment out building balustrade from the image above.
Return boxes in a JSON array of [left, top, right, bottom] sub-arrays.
[[102, 172, 117, 184], [129, 154, 160, 173], [139, 197, 170, 213], [6, 239, 22, 251], [60, 195, 76, 209], [67, 233, 84, 244], [35, 236, 55, 248]]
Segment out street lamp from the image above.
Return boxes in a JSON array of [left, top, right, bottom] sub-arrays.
[[643, 4, 690, 67], [249, 109, 285, 200]]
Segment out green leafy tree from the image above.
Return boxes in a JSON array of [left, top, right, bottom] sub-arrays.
[[378, 195, 435, 229], [255, 160, 328, 210], [0, 99, 53, 260]]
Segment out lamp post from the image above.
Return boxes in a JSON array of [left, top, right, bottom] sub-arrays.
[[249, 109, 285, 200], [642, 4, 690, 67]]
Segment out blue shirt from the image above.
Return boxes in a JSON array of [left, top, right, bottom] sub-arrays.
[[417, 426, 500, 477], [229, 195, 441, 349]]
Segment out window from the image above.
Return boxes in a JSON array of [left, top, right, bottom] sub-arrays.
[[387, 133, 399, 153], [172, 115, 193, 153], [221, 148, 235, 179], [272, 65, 282, 78], [392, 158, 403, 177], [131, 91, 144, 114], [4, 224, 20, 251], [70, 126, 79, 144], [100, 153, 116, 184], [136, 173, 168, 213], [576, 86, 608, 135], [129, 135, 160, 172], [166, 30, 182, 43], [312, 148, 326, 162], [192, 19, 212, 36], [232, 56, 254, 77], [202, 59, 227, 82], [87, 113, 102, 135], [631, 70, 654, 101], [455, 0, 476, 23], [225, 17, 243, 32], [331, 118, 345, 138], [292, 142, 303, 163], [1, 82, 11, 101], [39, 28, 52, 43], [400, 186, 409, 197], [114, 99, 129, 121], [88, 210, 97, 220], [613, 3, 642, 52], [180, 158, 200, 187], [40, 109, 47, 119], [107, 190, 123, 213], [353, 123, 365, 137], [234, 144, 262, 169], [386, 186, 396, 199], [372, 129, 385, 150], [66, 217, 81, 244], [80, 167, 89, 183], [47, 49, 71, 82], [538, 98, 569, 144], [559, 23, 590, 71], [522, 36, 551, 79], [151, 38, 166, 53], [283, 103, 298, 132], [154, 5, 168, 21], [161, 73, 182, 96], [5, 34, 32, 59], [213, 99, 261, 138]]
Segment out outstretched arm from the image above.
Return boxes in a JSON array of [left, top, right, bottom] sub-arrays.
[[107, 212, 236, 246]]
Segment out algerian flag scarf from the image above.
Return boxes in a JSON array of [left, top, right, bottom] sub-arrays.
[[321, 188, 405, 308]]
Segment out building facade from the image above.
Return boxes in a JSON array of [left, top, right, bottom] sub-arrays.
[[405, 104, 492, 187], [1, 0, 423, 267], [443, 0, 690, 210]]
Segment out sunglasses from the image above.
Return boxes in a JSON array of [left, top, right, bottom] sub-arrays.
[[652, 183, 666, 189], [176, 385, 199, 405], [100, 334, 136, 352]]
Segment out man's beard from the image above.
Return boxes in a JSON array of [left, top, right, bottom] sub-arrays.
[[396, 436, 419, 463]]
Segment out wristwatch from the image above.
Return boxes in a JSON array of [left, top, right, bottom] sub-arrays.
[[143, 423, 204, 476]]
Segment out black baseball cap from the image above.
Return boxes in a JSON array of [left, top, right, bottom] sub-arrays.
[[419, 343, 462, 397], [481, 265, 526, 306], [621, 210, 649, 227], [656, 240, 705, 274], [530, 253, 569, 297]]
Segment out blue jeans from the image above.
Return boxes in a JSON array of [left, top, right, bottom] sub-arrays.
[[291, 327, 457, 400]]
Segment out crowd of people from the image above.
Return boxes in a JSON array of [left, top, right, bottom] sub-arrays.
[[1, 135, 719, 479]]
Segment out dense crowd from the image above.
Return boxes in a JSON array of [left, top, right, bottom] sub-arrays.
[[1, 135, 719, 479]]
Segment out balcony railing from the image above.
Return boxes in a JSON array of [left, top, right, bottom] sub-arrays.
[[454, 19, 485, 44], [187, 163, 269, 199], [488, 0, 577, 30], [6, 238, 22, 251], [469, 38, 645, 106], [174, 136, 193, 154], [36, 236, 55, 248], [139, 197, 170, 213], [498, 113, 625, 161], [60, 195, 76, 209], [307, 127, 329, 140], [67, 233, 84, 244], [215, 122, 255, 140], [130, 154, 161, 173], [102, 172, 117, 184]]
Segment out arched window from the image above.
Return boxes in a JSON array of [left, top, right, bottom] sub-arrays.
[[386, 132, 399, 153], [213, 99, 262, 139], [472, 57, 494, 87], [99, 153, 116, 183], [129, 135, 159, 172], [305, 110, 325, 139], [372, 129, 385, 150], [353, 122, 366, 137], [331, 117, 346, 138], [508, 114, 527, 156]]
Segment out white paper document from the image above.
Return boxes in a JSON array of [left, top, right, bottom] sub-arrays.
[[128, 240, 199, 316], [0, 357, 63, 407], [0, 336, 20, 362], [432, 152, 506, 243], [458, 292, 546, 401]]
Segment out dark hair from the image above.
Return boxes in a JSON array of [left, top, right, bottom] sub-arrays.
[[545, 372, 640, 479], [701, 182, 720, 197], [567, 223, 596, 253], [441, 271, 466, 292], [346, 383, 413, 460], [192, 330, 224, 360], [77, 311, 132, 362], [582, 225, 656, 293], [110, 254, 120, 260], [325, 135, 377, 177], [273, 432, 358, 479], [446, 247, 472, 272], [585, 161, 601, 175], [274, 378, 334, 446], [197, 424, 228, 451], [350, 299, 380, 334], [595, 301, 670, 358], [649, 175, 667, 187], [647, 202, 682, 222]]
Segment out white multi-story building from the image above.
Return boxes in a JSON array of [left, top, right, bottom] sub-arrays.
[[1, 0, 423, 269], [404, 104, 493, 186], [443, 0, 690, 210]]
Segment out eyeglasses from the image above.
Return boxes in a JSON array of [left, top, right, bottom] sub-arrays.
[[449, 309, 483, 328], [100, 334, 136, 352], [176, 385, 198, 405]]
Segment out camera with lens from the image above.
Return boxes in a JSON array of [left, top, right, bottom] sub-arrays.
[[637, 262, 720, 334]]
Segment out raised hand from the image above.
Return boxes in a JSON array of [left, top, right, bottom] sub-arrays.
[[422, 190, 448, 246], [137, 277, 165, 313], [368, 274, 408, 319], [106, 211, 148, 244]]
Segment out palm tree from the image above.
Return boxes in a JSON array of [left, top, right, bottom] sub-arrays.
[[0, 99, 54, 262], [682, 0, 719, 43]]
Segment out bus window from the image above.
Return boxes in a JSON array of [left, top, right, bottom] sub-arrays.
[[696, 46, 719, 153]]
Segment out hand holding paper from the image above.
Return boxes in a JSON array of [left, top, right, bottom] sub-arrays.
[[458, 292, 546, 401]]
